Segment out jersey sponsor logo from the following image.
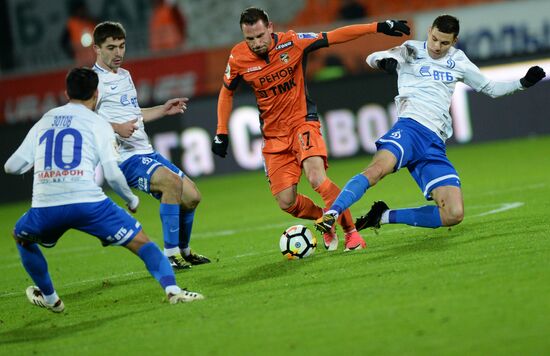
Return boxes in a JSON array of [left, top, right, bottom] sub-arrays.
[[275, 41, 294, 50], [258, 67, 294, 86], [225, 63, 231, 79], [419, 66, 454, 81], [297, 32, 318, 39], [246, 66, 262, 73], [257, 78, 296, 98], [419, 66, 431, 77], [120, 94, 138, 108], [280, 53, 290, 63]]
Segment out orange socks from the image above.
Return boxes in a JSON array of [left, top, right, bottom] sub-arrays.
[[284, 194, 323, 220], [314, 178, 356, 232]]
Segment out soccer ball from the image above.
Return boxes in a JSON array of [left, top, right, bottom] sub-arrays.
[[279, 225, 317, 260]]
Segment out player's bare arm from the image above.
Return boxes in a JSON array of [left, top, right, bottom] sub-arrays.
[[142, 97, 189, 122]]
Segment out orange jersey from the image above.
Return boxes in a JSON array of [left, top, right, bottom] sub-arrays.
[[223, 31, 328, 138]]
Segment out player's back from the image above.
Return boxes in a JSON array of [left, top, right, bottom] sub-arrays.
[[29, 102, 113, 207]]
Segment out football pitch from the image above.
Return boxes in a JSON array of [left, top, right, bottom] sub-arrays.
[[1, 136, 549, 355]]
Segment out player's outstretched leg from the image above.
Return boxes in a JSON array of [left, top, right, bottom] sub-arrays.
[[355, 201, 389, 231], [25, 286, 65, 313]]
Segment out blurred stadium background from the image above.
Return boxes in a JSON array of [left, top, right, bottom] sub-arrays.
[[1, 0, 549, 203]]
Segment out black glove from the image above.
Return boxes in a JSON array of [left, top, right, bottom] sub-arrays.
[[377, 20, 410, 37], [212, 134, 229, 158], [520, 66, 546, 88], [377, 58, 398, 75]]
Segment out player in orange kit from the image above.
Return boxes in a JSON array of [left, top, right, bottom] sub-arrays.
[[212, 7, 409, 251]]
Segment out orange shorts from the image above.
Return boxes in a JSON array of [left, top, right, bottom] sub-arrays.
[[263, 121, 329, 195]]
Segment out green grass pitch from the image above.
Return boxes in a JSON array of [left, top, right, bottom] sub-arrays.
[[1, 136, 549, 355]]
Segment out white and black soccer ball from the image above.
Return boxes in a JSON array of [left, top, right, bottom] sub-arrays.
[[279, 225, 317, 260]]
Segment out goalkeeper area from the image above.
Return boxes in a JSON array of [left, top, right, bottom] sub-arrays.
[[0, 136, 549, 354]]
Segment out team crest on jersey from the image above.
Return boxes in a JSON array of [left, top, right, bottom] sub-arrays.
[[390, 130, 402, 139], [280, 53, 290, 63], [297, 32, 318, 39], [276, 41, 293, 50], [446, 58, 456, 69]]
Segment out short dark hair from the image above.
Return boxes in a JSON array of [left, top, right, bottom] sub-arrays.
[[239, 7, 269, 28], [432, 15, 460, 37], [93, 21, 126, 46], [66, 67, 98, 100]]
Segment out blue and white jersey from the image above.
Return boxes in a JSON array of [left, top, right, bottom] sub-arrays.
[[93, 63, 153, 161], [9, 103, 119, 207], [367, 40, 523, 141]]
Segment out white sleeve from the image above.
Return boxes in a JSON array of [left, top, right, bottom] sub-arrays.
[[102, 160, 139, 209], [463, 58, 523, 98], [366, 45, 407, 69], [94, 121, 138, 206], [4, 123, 38, 175]]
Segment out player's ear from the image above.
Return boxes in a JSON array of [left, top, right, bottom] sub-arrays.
[[267, 21, 274, 33], [93, 44, 100, 55], [64, 90, 69, 101]]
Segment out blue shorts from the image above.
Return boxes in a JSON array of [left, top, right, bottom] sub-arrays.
[[14, 198, 142, 248], [119, 152, 184, 199], [376, 118, 461, 200]]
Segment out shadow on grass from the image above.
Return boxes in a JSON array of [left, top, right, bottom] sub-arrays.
[[207, 254, 325, 288], [0, 310, 138, 344]]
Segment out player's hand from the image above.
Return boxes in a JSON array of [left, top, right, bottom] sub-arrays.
[[127, 195, 139, 213], [520, 66, 546, 88], [113, 118, 138, 138], [163, 98, 189, 115], [377, 58, 398, 74], [211, 134, 229, 158], [377, 20, 410, 37]]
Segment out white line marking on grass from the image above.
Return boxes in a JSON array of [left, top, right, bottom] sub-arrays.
[[472, 202, 524, 217]]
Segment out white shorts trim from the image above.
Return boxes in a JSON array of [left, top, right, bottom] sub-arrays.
[[423, 174, 460, 197], [378, 138, 405, 170]]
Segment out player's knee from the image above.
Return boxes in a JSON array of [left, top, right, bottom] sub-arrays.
[[276, 195, 295, 211], [305, 170, 325, 189], [182, 189, 201, 209], [442, 205, 464, 226], [162, 175, 184, 203]]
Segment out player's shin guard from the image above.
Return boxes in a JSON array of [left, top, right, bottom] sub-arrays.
[[16, 243, 55, 296], [389, 205, 442, 228], [178, 209, 195, 250], [330, 174, 370, 214], [160, 203, 180, 250], [137, 242, 177, 289], [284, 194, 323, 220]]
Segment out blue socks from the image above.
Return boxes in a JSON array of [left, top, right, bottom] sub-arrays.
[[17, 243, 54, 296], [331, 174, 370, 214], [160, 203, 180, 249], [178, 209, 195, 251], [137, 242, 176, 289], [389, 205, 442, 228]]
